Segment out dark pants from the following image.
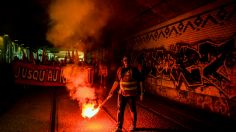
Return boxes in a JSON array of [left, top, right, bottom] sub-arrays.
[[117, 93, 137, 129]]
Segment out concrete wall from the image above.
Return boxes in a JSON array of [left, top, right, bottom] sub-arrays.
[[128, 1, 236, 119]]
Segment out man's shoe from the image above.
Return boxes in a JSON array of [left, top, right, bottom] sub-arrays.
[[129, 125, 136, 131], [114, 127, 122, 132]]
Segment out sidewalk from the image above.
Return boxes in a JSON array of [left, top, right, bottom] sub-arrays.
[[139, 93, 236, 131]]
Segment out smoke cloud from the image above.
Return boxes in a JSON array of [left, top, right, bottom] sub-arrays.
[[47, 0, 110, 50], [62, 64, 96, 105]]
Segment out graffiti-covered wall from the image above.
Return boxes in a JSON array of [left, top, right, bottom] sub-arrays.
[[128, 1, 236, 118]]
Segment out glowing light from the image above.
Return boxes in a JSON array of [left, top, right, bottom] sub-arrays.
[[82, 103, 99, 118], [0, 36, 3, 47]]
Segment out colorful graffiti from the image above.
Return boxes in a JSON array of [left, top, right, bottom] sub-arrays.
[[132, 38, 236, 116]]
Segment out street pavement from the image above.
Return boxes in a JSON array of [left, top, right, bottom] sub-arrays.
[[0, 86, 235, 132]]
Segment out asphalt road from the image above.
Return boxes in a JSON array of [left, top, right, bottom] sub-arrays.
[[0, 86, 235, 132]]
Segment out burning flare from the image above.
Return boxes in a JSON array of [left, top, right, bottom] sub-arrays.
[[82, 103, 100, 118]]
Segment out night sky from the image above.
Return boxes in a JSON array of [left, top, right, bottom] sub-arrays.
[[0, 0, 51, 48]]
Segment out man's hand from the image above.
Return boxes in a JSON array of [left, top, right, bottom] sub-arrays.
[[108, 91, 113, 98], [108, 81, 119, 98]]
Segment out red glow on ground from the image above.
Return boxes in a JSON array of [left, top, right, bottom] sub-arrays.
[[74, 117, 115, 131]]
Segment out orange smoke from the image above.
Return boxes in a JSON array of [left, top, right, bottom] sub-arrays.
[[47, 0, 110, 49], [62, 64, 99, 118]]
